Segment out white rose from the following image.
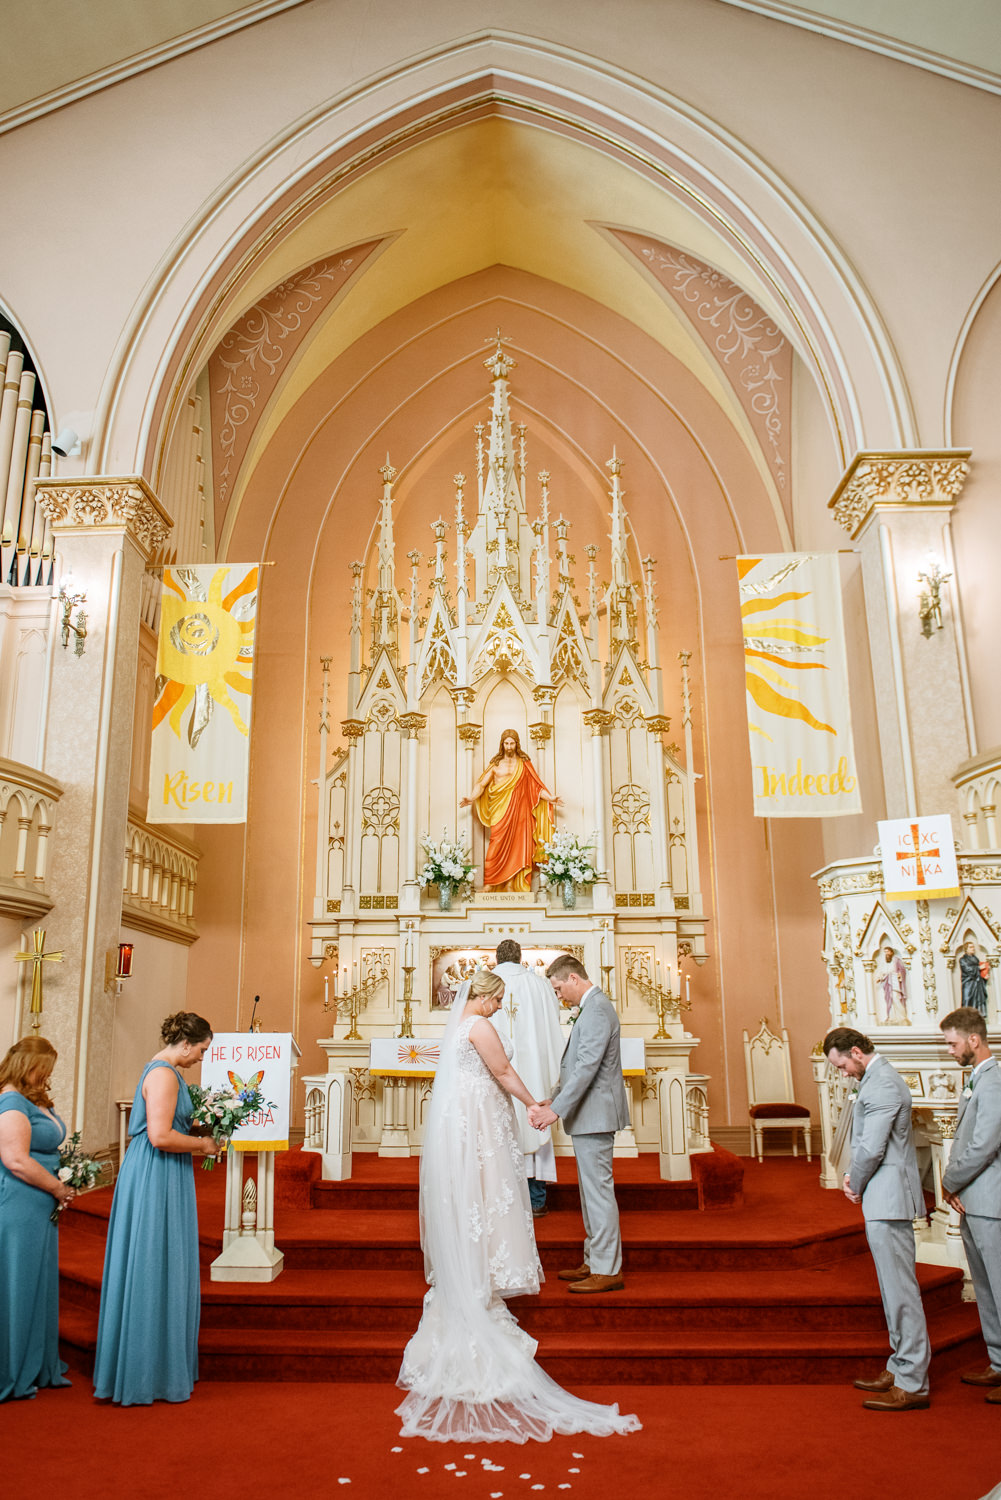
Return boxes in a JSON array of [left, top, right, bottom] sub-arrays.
[[58, 1166, 73, 1182]]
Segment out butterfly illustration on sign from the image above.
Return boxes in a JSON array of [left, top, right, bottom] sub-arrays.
[[229, 1069, 265, 1092]]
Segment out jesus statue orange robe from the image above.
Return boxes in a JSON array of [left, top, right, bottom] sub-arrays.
[[475, 757, 555, 892]]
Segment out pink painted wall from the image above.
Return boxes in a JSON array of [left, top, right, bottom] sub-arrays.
[[189, 266, 832, 1124]]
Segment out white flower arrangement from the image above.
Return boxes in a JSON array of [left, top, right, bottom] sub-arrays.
[[51, 1131, 105, 1221], [538, 829, 597, 890], [420, 832, 476, 895], [187, 1082, 274, 1170]]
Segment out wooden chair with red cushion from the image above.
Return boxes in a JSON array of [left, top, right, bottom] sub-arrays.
[[742, 1017, 812, 1163]]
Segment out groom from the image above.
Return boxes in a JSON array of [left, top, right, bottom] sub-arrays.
[[529, 955, 630, 1294]]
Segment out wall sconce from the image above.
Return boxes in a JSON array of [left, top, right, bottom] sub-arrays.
[[58, 576, 88, 655], [917, 561, 951, 638], [106, 942, 134, 994]]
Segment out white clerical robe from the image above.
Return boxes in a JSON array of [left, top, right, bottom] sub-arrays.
[[490, 961, 565, 1183]]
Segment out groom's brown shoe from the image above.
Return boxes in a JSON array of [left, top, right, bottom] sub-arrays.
[[861, 1384, 929, 1411], [557, 1263, 591, 1281], [960, 1366, 1001, 1386], [853, 1370, 895, 1393], [567, 1273, 625, 1294]]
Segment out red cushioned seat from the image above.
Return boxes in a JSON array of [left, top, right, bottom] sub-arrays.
[[749, 1102, 811, 1119]]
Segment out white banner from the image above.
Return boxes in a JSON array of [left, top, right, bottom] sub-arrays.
[[878, 814, 959, 902], [739, 553, 861, 818], [147, 564, 258, 824], [200, 1032, 295, 1151]]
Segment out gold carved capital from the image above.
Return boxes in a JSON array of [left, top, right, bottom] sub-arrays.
[[458, 723, 482, 744], [828, 451, 971, 539], [645, 715, 671, 736], [35, 476, 173, 559], [582, 709, 615, 735], [528, 721, 552, 744], [532, 685, 555, 707], [398, 713, 427, 739], [341, 719, 367, 741]]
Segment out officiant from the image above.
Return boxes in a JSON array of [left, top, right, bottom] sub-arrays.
[[490, 940, 565, 1217]]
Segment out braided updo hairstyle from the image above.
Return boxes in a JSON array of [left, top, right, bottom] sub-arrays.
[[160, 1012, 213, 1047]]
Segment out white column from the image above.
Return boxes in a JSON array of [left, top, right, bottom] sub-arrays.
[[584, 709, 613, 909], [35, 477, 171, 1137]]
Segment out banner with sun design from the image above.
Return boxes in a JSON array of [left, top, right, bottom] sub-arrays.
[[147, 564, 259, 824], [738, 553, 860, 818]]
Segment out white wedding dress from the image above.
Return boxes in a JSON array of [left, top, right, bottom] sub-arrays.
[[396, 1007, 640, 1444]]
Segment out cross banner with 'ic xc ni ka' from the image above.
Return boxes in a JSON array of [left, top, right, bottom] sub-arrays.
[[147, 563, 259, 825], [738, 553, 861, 818], [878, 814, 959, 902]]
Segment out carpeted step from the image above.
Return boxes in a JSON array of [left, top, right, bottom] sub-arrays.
[[59, 1158, 986, 1386], [181, 1304, 985, 1385]]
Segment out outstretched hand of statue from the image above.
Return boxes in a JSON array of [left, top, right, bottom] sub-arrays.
[[459, 796, 472, 808]]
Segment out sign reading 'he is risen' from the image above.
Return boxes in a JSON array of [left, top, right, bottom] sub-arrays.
[[200, 1032, 295, 1150]]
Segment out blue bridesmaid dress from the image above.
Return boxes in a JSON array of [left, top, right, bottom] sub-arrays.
[[0, 1092, 72, 1400], [93, 1060, 201, 1404]]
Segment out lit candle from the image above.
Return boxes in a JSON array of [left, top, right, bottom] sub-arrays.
[[686, 974, 691, 1005], [324, 975, 329, 1008]]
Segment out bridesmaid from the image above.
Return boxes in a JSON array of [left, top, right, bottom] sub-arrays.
[[0, 1035, 76, 1401], [93, 1011, 217, 1405]]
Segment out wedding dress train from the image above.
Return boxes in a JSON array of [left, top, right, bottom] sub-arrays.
[[397, 1010, 640, 1444]]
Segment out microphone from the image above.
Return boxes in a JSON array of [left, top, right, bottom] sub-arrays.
[[248, 995, 260, 1032]]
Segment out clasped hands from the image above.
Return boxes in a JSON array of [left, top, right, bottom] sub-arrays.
[[528, 1100, 558, 1130]]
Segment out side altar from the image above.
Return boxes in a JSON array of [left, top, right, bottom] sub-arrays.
[[304, 339, 711, 1181]]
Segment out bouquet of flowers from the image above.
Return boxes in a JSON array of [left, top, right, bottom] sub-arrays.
[[187, 1081, 275, 1170], [51, 1132, 105, 1222], [538, 829, 597, 890], [420, 832, 476, 895]]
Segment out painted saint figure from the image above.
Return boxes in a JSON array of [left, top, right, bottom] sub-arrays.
[[876, 945, 909, 1025], [461, 729, 559, 892], [959, 941, 989, 1016]]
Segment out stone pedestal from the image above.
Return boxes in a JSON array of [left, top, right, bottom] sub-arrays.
[[34, 477, 171, 1136], [210, 1148, 284, 1282]]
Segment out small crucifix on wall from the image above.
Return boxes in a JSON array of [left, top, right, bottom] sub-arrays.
[[15, 929, 63, 1031]]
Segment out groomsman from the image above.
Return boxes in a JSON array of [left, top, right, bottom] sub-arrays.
[[939, 1006, 1001, 1401], [823, 1027, 930, 1411]]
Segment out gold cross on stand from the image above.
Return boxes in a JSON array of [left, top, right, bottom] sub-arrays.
[[15, 929, 63, 1031]]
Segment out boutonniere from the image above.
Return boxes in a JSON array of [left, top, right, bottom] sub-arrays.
[[848, 1086, 859, 1099], [564, 1004, 581, 1028], [962, 1081, 974, 1099]]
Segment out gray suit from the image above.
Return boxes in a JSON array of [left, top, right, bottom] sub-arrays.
[[849, 1054, 930, 1395], [549, 985, 630, 1276], [942, 1056, 1001, 1370]]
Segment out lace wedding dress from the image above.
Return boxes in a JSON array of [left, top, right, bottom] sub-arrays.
[[397, 1008, 640, 1444]]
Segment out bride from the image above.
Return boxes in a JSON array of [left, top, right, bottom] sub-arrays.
[[397, 969, 640, 1443]]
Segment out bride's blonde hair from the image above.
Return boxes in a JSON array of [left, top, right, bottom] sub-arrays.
[[467, 970, 504, 1003]]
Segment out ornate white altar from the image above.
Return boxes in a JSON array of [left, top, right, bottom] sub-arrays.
[[305, 338, 711, 1181], [813, 844, 1000, 1268]]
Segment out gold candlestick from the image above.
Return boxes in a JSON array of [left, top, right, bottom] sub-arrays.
[[399, 965, 416, 1039], [624, 952, 690, 1039], [339, 955, 388, 1041]]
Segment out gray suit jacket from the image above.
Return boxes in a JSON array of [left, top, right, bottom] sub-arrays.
[[942, 1056, 1001, 1217], [549, 986, 630, 1136], [849, 1054, 924, 1222]]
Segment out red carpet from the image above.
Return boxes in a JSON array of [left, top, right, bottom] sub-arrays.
[[57, 1153, 985, 1387], [7, 1377, 1001, 1500]]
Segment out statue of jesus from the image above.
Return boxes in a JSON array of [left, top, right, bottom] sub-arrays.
[[460, 729, 559, 892]]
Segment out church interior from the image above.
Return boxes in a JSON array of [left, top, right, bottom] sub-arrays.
[[2, 2, 1001, 1495]]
